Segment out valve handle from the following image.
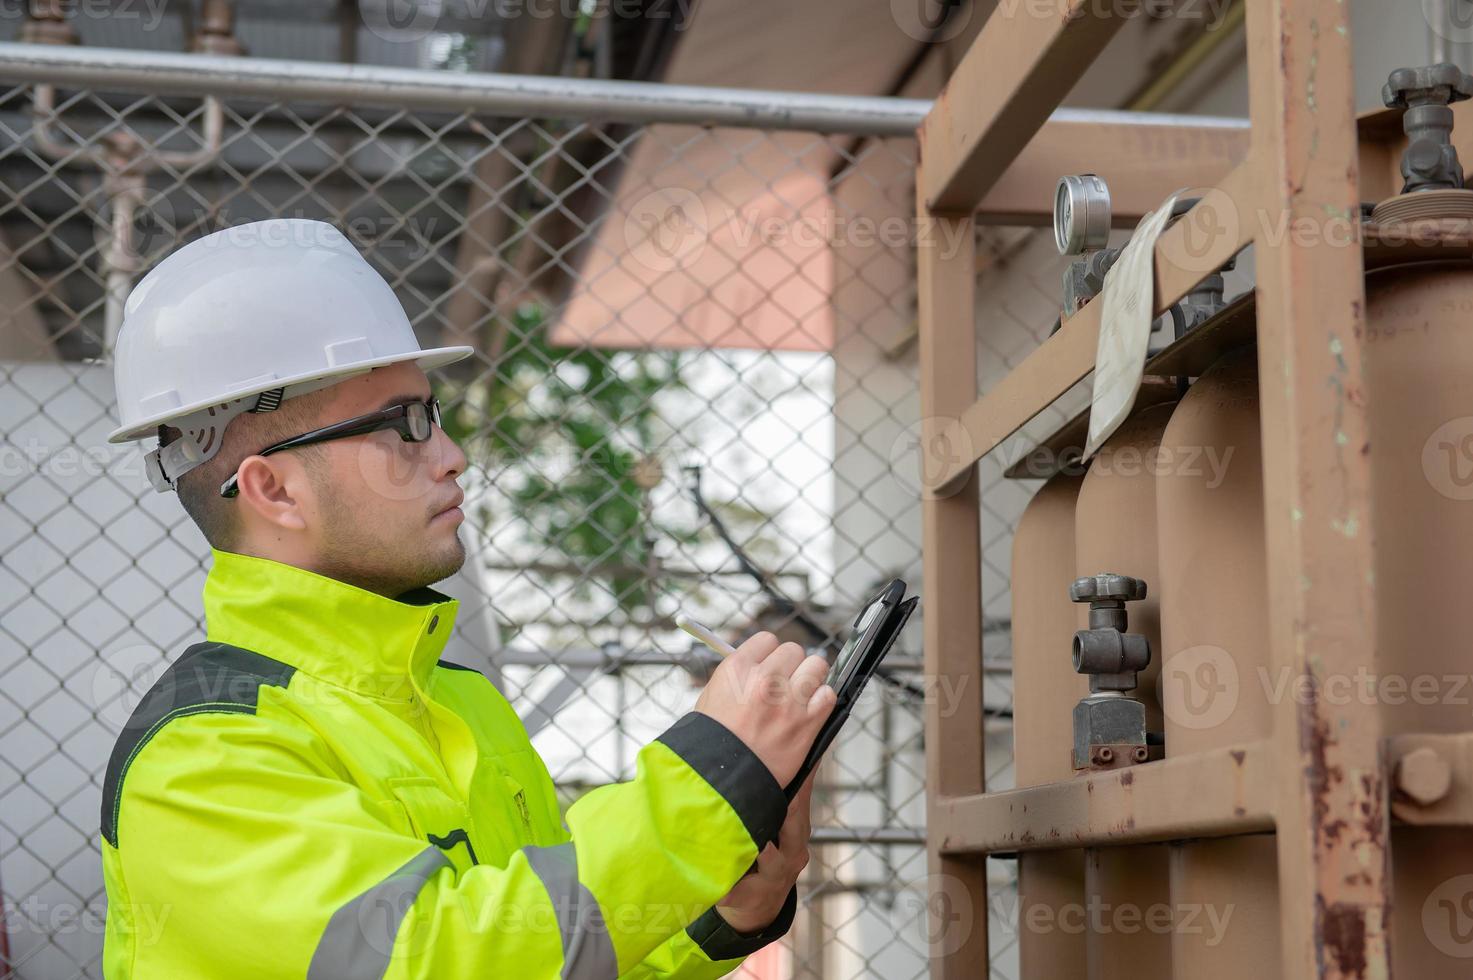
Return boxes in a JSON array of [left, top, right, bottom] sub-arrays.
[[1384, 63, 1473, 109], [1069, 573, 1147, 604]]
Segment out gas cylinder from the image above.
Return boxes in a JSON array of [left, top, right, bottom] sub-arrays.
[[1155, 345, 1280, 980], [1074, 401, 1177, 980], [1011, 473, 1088, 978], [1362, 262, 1473, 976]]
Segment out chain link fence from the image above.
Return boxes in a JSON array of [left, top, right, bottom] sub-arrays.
[[0, 47, 1072, 980]]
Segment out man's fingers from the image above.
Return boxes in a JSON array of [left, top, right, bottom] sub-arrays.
[[754, 841, 780, 874], [790, 654, 830, 702], [806, 681, 838, 719], [763, 641, 806, 680], [734, 631, 780, 664], [779, 777, 816, 848], [789, 771, 817, 812]]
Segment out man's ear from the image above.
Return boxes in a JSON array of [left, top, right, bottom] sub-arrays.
[[232, 454, 310, 531]]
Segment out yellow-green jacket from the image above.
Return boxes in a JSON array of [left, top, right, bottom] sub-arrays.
[[100, 548, 794, 978]]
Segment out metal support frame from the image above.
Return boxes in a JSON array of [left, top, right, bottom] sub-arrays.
[[914, 0, 1393, 976]]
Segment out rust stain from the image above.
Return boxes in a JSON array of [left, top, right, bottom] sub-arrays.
[[1319, 902, 1368, 979], [1230, 749, 1246, 766], [1119, 770, 1134, 787]]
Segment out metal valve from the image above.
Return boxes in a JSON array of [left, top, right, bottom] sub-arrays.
[[1068, 572, 1154, 770], [1383, 63, 1473, 193], [1070, 573, 1151, 692]]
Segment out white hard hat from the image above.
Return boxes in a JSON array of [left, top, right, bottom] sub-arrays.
[[107, 218, 474, 493]]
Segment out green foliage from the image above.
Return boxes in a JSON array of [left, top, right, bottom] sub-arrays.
[[437, 303, 704, 618]]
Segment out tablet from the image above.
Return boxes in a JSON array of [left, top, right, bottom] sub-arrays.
[[784, 578, 918, 799]]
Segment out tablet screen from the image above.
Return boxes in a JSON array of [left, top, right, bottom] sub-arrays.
[[828, 595, 886, 689]]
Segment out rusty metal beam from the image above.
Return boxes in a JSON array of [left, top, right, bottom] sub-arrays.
[[918, 0, 1136, 215], [976, 111, 1250, 226], [1244, 0, 1392, 976], [916, 172, 990, 977], [929, 159, 1259, 491], [955, 96, 1473, 227], [935, 742, 1276, 855]]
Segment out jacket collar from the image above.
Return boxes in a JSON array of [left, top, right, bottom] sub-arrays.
[[202, 547, 460, 700]]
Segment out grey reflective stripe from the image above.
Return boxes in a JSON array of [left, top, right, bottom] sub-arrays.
[[307, 846, 450, 980], [523, 842, 619, 979]]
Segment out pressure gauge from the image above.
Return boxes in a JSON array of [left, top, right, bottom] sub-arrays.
[[1053, 174, 1112, 255]]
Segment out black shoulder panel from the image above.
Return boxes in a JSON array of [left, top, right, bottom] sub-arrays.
[[101, 642, 296, 848]]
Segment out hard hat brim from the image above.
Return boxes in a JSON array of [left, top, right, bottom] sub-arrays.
[[107, 345, 476, 444]]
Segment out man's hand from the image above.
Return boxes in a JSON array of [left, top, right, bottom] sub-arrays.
[[694, 631, 836, 787], [714, 775, 816, 934]]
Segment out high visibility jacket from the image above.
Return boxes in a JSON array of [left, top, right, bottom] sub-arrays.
[[100, 548, 794, 978]]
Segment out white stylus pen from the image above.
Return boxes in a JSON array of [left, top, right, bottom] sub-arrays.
[[677, 616, 738, 658]]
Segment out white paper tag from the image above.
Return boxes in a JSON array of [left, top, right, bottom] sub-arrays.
[[1083, 192, 1181, 460]]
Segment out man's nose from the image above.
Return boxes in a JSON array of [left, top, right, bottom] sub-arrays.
[[431, 420, 467, 480]]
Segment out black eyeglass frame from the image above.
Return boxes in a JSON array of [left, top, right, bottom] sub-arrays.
[[219, 397, 442, 498]]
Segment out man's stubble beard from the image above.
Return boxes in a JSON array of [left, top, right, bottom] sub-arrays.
[[314, 488, 467, 598]]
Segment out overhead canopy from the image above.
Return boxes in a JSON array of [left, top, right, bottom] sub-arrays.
[[551, 0, 951, 352]]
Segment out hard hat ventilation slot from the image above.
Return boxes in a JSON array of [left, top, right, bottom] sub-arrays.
[[251, 387, 285, 413]]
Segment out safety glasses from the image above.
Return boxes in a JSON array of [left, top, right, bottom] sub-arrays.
[[220, 397, 441, 498]]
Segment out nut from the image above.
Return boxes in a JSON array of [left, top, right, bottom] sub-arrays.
[[1395, 746, 1453, 806]]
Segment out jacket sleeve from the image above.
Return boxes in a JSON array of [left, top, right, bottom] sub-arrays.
[[108, 708, 786, 978], [626, 887, 798, 979]]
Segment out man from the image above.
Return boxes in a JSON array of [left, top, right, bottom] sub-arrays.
[[100, 218, 836, 977]]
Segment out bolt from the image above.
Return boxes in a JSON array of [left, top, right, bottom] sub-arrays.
[[1395, 747, 1453, 806], [1092, 746, 1114, 766], [1132, 746, 1149, 764]]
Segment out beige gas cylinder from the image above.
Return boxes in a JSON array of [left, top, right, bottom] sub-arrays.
[[1361, 262, 1473, 975], [1011, 473, 1088, 978], [1155, 346, 1280, 980], [1074, 401, 1177, 980]]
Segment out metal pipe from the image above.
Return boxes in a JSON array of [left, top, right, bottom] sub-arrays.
[[0, 43, 1248, 139], [1429, 0, 1452, 65]]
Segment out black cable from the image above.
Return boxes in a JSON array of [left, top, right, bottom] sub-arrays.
[[682, 464, 1013, 719]]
